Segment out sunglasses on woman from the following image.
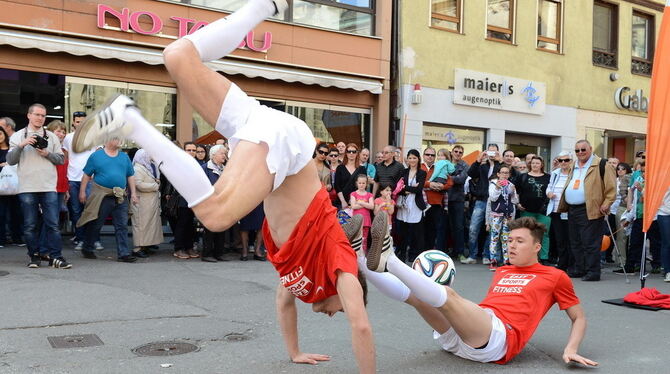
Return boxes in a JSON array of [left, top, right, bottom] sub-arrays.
[[317, 150, 329, 156]]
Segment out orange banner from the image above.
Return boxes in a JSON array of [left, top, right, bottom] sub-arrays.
[[643, 3, 670, 232]]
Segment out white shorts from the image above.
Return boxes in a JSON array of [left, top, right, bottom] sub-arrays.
[[433, 308, 508, 363], [215, 84, 316, 191]]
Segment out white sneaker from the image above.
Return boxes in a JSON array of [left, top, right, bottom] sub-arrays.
[[665, 273, 670, 282], [72, 94, 135, 153], [74, 241, 83, 251], [342, 215, 364, 255], [460, 257, 476, 264], [94, 241, 104, 251], [367, 213, 393, 272], [482, 258, 491, 265]]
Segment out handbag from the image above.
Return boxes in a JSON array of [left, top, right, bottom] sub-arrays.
[[0, 165, 19, 195]]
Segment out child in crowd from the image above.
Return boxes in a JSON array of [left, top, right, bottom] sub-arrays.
[[350, 174, 374, 250], [374, 182, 395, 234], [486, 165, 518, 270], [432, 149, 456, 211]]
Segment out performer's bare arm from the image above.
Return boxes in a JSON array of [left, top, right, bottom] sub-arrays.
[[275, 285, 331, 365], [335, 271, 376, 374], [562, 304, 598, 367]]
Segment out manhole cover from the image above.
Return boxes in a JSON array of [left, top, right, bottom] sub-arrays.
[[0, 271, 8, 277], [224, 332, 251, 342], [47, 334, 104, 349], [132, 342, 199, 357]]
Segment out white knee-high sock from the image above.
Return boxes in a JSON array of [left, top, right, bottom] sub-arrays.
[[183, 0, 276, 62], [125, 108, 214, 207], [386, 255, 447, 308], [356, 256, 410, 302]]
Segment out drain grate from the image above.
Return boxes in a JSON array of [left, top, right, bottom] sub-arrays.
[[132, 341, 199, 357], [47, 334, 104, 349], [0, 271, 8, 277], [224, 332, 251, 342]]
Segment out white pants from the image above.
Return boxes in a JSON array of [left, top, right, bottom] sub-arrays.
[[216, 84, 316, 191], [433, 308, 508, 363]]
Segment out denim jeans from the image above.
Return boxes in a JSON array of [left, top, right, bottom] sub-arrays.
[[38, 192, 65, 255], [83, 196, 130, 258], [468, 199, 487, 259], [68, 181, 91, 242], [447, 200, 465, 256], [19, 192, 62, 258], [657, 215, 670, 274]]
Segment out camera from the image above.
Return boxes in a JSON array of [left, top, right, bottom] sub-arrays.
[[32, 134, 49, 150], [486, 150, 496, 157]]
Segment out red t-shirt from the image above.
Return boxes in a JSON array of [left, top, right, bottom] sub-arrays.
[[478, 263, 580, 364], [263, 188, 358, 304]]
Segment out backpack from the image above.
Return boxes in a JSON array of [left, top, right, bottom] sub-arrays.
[[490, 184, 515, 216]]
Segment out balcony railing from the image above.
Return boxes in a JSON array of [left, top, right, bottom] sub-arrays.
[[593, 50, 617, 69], [631, 57, 652, 76]]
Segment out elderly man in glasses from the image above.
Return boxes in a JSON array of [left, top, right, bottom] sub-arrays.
[[557, 140, 616, 281]]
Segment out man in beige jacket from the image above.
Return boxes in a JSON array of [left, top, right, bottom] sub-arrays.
[[558, 140, 616, 281]]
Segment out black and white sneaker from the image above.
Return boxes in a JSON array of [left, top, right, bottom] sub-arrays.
[[28, 255, 41, 268], [72, 94, 136, 153], [49, 257, 72, 269], [342, 214, 364, 255], [367, 213, 394, 273]]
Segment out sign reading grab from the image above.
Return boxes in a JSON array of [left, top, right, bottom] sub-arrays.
[[96, 4, 272, 52]]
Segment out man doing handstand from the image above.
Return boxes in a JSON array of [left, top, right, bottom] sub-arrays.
[[72, 0, 374, 372], [363, 215, 598, 366]]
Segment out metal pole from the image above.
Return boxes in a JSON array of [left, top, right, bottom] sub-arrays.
[[605, 216, 629, 284], [640, 232, 649, 289]]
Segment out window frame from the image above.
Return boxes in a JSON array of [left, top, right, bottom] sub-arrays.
[[631, 9, 655, 77], [592, 0, 619, 69], [430, 0, 463, 33], [536, 0, 563, 53], [486, 0, 516, 44]]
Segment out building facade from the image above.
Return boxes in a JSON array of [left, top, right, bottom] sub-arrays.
[[394, 0, 662, 163], [0, 0, 391, 151]]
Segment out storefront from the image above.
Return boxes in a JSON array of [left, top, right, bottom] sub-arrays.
[[402, 68, 576, 163], [0, 1, 390, 149]]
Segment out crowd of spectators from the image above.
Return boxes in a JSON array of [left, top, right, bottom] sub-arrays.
[[1, 103, 669, 283]]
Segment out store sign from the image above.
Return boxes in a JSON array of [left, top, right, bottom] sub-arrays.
[[96, 4, 272, 52], [614, 87, 648, 113], [453, 68, 546, 115], [422, 125, 485, 144]]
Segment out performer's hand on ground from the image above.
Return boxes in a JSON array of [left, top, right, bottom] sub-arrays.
[[291, 352, 331, 365], [563, 351, 598, 367]]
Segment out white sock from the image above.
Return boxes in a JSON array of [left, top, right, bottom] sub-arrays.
[[357, 256, 410, 302], [387, 255, 447, 308], [183, 0, 276, 62], [125, 107, 214, 207]]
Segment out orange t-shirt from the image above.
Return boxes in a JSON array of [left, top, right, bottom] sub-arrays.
[[263, 188, 358, 304], [478, 263, 580, 364]]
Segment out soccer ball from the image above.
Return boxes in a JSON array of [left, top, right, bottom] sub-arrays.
[[412, 250, 456, 287]]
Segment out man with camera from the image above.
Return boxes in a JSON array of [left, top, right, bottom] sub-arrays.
[[7, 103, 71, 269]]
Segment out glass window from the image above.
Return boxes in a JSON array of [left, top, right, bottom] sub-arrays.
[[631, 11, 654, 76], [0, 68, 65, 130], [286, 104, 370, 147], [592, 1, 618, 69], [487, 0, 514, 42], [422, 124, 486, 165], [293, 0, 373, 35], [65, 77, 177, 144], [431, 0, 461, 32], [537, 0, 561, 52]]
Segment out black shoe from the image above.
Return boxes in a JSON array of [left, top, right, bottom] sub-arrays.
[[82, 250, 97, 259], [253, 255, 267, 262], [240, 255, 248, 261], [144, 247, 158, 255], [581, 274, 600, 281], [117, 255, 137, 263], [567, 271, 585, 278], [201, 256, 217, 263], [133, 250, 149, 258], [28, 255, 41, 268], [49, 257, 72, 269]]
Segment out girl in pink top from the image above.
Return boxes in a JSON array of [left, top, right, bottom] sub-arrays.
[[350, 174, 374, 250], [374, 182, 396, 234]]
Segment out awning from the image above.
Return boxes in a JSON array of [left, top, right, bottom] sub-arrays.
[[0, 28, 383, 94]]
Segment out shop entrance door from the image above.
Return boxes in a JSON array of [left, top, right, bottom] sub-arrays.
[[504, 132, 551, 164]]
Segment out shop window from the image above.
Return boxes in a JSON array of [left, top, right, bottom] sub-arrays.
[[65, 77, 176, 144], [0, 68, 65, 129], [286, 103, 370, 147], [592, 1, 618, 69], [166, 0, 375, 36], [487, 0, 515, 43], [430, 0, 462, 33], [537, 0, 562, 53], [631, 11, 654, 76], [422, 124, 486, 165]]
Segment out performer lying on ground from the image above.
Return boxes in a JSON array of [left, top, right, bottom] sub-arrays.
[[71, 0, 374, 372], [363, 215, 598, 366]]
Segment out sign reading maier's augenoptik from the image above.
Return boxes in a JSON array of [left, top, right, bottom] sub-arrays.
[[453, 68, 546, 115]]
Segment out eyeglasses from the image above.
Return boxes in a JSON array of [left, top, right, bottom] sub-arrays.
[[328, 154, 338, 158], [73, 111, 86, 117], [452, 150, 463, 154], [557, 158, 571, 163], [574, 148, 588, 153], [317, 150, 329, 156], [424, 153, 435, 157], [346, 150, 358, 154]]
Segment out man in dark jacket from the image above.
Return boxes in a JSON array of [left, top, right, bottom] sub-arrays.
[[461, 144, 501, 264], [446, 145, 469, 260]]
